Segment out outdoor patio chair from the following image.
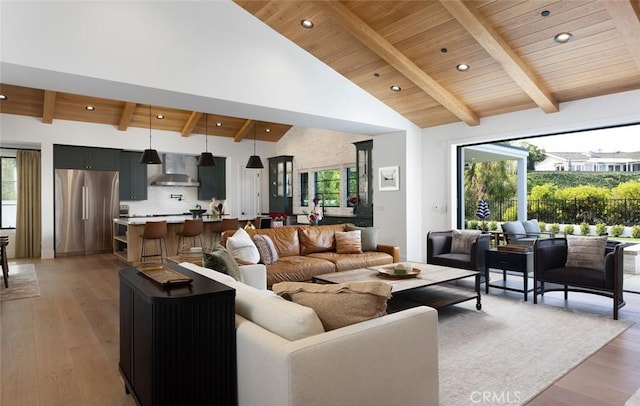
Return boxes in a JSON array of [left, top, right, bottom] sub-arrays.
[[501, 219, 546, 245]]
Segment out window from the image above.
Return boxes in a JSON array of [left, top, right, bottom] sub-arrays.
[[300, 172, 308, 206], [1, 157, 17, 229], [346, 167, 357, 206], [314, 169, 340, 207]]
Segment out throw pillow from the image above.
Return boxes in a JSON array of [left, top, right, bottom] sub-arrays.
[[335, 230, 362, 254], [272, 281, 392, 331], [226, 228, 260, 264], [203, 244, 243, 282], [345, 224, 378, 252], [253, 234, 279, 265], [451, 229, 481, 254], [522, 219, 541, 235], [565, 235, 607, 270]]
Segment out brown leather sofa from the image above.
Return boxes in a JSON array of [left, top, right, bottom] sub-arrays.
[[222, 224, 399, 288]]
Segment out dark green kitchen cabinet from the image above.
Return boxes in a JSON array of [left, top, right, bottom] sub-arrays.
[[54, 144, 120, 171], [198, 157, 226, 200], [119, 151, 148, 201]]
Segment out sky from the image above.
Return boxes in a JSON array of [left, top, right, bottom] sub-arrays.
[[518, 123, 640, 153]]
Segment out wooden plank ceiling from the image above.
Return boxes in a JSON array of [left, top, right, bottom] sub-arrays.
[[236, 0, 640, 128], [1, 0, 639, 139], [0, 83, 292, 143]]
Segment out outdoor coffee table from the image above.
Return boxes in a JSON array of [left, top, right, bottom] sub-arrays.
[[312, 262, 481, 311]]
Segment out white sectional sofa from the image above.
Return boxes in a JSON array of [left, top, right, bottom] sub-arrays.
[[178, 261, 439, 406]]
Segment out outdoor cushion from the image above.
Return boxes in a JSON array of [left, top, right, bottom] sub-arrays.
[[522, 219, 541, 235], [501, 221, 527, 238]]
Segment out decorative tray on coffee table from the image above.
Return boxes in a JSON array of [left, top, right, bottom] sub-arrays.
[[377, 266, 421, 279], [138, 265, 193, 287]]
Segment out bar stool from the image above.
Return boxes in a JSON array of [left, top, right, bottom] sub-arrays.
[[0, 235, 9, 288], [176, 219, 204, 254], [140, 221, 167, 264]]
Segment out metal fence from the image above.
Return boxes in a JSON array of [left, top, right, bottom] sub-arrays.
[[466, 198, 640, 226]]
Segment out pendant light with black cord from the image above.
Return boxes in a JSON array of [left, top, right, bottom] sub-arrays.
[[139, 104, 162, 164], [246, 122, 264, 169], [197, 114, 216, 166]]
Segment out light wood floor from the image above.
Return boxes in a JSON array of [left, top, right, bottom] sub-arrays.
[[1, 254, 639, 405]]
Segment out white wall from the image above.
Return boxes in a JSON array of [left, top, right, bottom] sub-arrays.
[[0, 114, 276, 258], [421, 89, 640, 245]]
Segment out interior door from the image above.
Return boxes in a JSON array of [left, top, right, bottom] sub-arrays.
[[240, 167, 260, 218]]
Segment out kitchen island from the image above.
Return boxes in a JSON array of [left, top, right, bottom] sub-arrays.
[[113, 216, 223, 265]]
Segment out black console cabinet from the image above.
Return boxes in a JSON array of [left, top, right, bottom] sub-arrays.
[[119, 264, 237, 406]]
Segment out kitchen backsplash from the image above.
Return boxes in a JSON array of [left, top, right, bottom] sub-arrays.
[[123, 186, 215, 217]]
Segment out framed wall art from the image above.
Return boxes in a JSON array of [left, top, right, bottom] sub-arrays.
[[378, 166, 399, 191]]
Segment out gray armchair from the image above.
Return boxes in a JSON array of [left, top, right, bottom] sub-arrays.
[[427, 230, 491, 275], [533, 237, 625, 319], [501, 219, 546, 245]]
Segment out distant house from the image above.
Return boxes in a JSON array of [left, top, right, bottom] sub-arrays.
[[535, 151, 640, 172]]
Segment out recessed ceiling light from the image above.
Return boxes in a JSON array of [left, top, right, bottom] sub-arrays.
[[456, 64, 470, 72], [156, 114, 165, 119], [265, 128, 271, 133], [390, 85, 401, 92], [85, 105, 95, 111], [554, 32, 573, 44], [216, 122, 222, 127], [0, 94, 7, 100], [541, 10, 550, 17], [441, 48, 448, 53], [374, 72, 380, 77], [301, 19, 314, 29]]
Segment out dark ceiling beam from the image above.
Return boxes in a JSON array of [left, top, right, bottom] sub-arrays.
[[441, 0, 559, 114], [316, 0, 480, 126]]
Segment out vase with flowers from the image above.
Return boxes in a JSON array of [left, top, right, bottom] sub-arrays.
[[305, 197, 323, 226], [269, 212, 288, 227]]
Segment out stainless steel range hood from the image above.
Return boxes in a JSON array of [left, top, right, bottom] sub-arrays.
[[150, 153, 200, 187]]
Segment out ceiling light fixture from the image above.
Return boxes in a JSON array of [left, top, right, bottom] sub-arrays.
[[85, 105, 95, 111], [0, 94, 8, 100], [541, 10, 550, 17], [554, 32, 573, 44], [156, 114, 165, 119], [216, 122, 222, 127], [139, 105, 162, 164], [246, 122, 264, 169], [390, 85, 401, 92], [301, 19, 314, 29], [197, 114, 215, 166], [456, 64, 470, 72]]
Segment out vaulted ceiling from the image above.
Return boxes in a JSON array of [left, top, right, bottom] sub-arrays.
[[1, 0, 639, 141]]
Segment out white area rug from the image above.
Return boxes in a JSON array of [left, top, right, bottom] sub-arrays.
[[438, 294, 633, 405], [627, 387, 640, 406], [0, 263, 40, 301]]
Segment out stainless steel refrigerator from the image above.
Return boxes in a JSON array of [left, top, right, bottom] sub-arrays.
[[55, 169, 119, 256]]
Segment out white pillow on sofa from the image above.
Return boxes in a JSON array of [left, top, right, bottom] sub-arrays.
[[227, 228, 260, 264]]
